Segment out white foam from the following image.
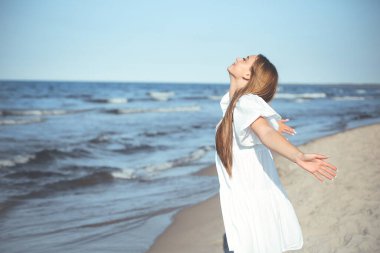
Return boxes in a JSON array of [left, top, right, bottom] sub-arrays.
[[275, 92, 327, 100], [11, 109, 66, 115], [107, 98, 128, 104], [0, 154, 36, 169], [0, 117, 44, 125], [112, 105, 201, 114], [208, 95, 223, 100], [148, 91, 175, 101], [333, 96, 365, 101], [0, 109, 91, 116], [355, 89, 366, 94], [144, 162, 173, 173], [111, 168, 137, 179], [144, 145, 213, 173]]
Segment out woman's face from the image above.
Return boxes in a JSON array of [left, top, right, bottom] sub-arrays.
[[227, 54, 257, 80]]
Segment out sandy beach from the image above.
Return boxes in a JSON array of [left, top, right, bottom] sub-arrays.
[[146, 123, 380, 253]]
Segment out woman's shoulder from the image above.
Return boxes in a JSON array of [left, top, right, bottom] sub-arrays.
[[235, 93, 281, 119], [237, 93, 264, 107], [240, 93, 263, 101]]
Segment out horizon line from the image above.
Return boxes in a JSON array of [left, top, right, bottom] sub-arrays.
[[0, 78, 379, 86]]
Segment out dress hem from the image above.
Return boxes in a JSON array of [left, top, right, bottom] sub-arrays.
[[282, 241, 304, 252]]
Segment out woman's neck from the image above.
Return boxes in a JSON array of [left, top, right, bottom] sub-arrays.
[[229, 75, 247, 100]]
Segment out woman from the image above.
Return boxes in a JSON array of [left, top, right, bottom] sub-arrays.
[[214, 54, 338, 253]]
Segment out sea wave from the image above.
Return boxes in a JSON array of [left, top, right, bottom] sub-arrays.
[[30, 148, 92, 163], [144, 145, 213, 173], [208, 95, 223, 100], [5, 170, 66, 179], [105, 105, 201, 114], [0, 148, 92, 169], [43, 171, 114, 191], [0, 168, 119, 214], [0, 117, 45, 126], [0, 108, 93, 116], [110, 145, 214, 180], [111, 168, 137, 180], [141, 130, 170, 137], [86, 98, 129, 104], [355, 89, 366, 94], [0, 154, 36, 169], [147, 91, 175, 101], [332, 96, 365, 101], [112, 143, 164, 154], [1, 170, 116, 204], [275, 92, 327, 100]]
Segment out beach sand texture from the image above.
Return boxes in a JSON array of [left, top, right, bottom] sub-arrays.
[[146, 123, 380, 253]]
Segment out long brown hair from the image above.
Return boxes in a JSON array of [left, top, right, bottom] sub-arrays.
[[215, 54, 279, 178]]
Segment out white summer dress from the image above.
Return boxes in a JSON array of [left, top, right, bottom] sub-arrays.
[[214, 91, 304, 253]]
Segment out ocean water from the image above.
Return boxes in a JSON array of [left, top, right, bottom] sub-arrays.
[[0, 80, 379, 253]]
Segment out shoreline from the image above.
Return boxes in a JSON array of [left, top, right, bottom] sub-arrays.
[[146, 123, 380, 253]]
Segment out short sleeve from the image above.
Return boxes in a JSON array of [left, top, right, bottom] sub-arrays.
[[233, 94, 282, 148]]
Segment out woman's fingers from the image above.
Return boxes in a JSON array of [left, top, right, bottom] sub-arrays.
[[321, 160, 338, 171], [282, 126, 295, 135], [321, 165, 337, 178], [318, 166, 335, 180], [284, 129, 294, 135], [301, 154, 338, 183]]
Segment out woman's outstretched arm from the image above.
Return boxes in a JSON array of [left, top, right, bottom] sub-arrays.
[[250, 116, 338, 182]]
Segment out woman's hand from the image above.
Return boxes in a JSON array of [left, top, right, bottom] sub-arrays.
[[295, 153, 338, 183], [278, 118, 296, 136]]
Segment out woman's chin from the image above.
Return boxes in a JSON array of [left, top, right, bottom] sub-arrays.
[[227, 67, 234, 74]]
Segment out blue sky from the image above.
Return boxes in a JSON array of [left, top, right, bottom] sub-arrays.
[[0, 0, 379, 84]]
